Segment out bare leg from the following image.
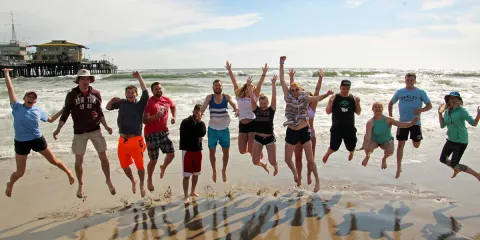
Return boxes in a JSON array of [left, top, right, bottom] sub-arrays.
[[138, 169, 146, 197], [209, 148, 217, 182], [285, 143, 299, 186], [238, 133, 248, 154], [5, 154, 28, 197], [307, 136, 316, 185], [191, 175, 200, 196], [362, 149, 372, 167], [396, 140, 406, 179], [183, 176, 190, 204], [147, 160, 157, 192], [75, 154, 85, 198], [303, 141, 320, 193], [160, 152, 175, 179], [252, 142, 269, 174], [221, 147, 229, 182], [123, 167, 136, 194], [381, 147, 394, 170], [294, 143, 303, 184], [98, 151, 116, 195], [322, 148, 336, 164], [38, 147, 74, 184], [266, 144, 278, 176]]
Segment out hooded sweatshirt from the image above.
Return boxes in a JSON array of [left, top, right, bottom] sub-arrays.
[[60, 86, 104, 134]]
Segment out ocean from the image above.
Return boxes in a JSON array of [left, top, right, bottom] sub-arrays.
[[1, 67, 479, 161]]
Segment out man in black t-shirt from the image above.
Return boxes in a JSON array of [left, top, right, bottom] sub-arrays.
[[323, 80, 361, 163]]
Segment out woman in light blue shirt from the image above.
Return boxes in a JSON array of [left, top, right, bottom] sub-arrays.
[[3, 68, 74, 198]]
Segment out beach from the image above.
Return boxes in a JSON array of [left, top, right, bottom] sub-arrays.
[[1, 68, 480, 239]]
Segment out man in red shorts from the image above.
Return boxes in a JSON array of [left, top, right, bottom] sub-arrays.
[[180, 104, 206, 205]]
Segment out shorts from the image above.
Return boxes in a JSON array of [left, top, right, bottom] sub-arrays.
[[182, 151, 202, 177], [239, 120, 255, 133], [208, 127, 230, 149], [285, 127, 311, 145], [330, 126, 357, 152], [396, 125, 422, 142], [145, 131, 175, 161], [117, 136, 146, 170], [14, 136, 48, 155], [254, 134, 276, 145], [72, 130, 107, 155], [439, 140, 468, 169]]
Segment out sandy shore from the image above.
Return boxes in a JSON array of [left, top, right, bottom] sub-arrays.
[[1, 138, 480, 239]]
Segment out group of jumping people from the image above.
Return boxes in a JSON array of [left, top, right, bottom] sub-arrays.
[[3, 55, 480, 204]]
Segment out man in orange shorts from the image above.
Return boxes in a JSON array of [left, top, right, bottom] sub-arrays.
[[106, 71, 149, 197], [180, 104, 206, 205]]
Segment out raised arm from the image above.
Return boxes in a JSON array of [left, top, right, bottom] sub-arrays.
[[247, 76, 257, 111], [254, 63, 268, 96], [326, 94, 336, 115], [438, 104, 447, 128], [271, 75, 277, 111], [3, 69, 16, 104], [279, 56, 289, 96], [288, 69, 295, 85], [226, 94, 240, 117], [473, 107, 480, 127], [225, 61, 239, 92], [388, 116, 419, 128], [313, 69, 323, 96]]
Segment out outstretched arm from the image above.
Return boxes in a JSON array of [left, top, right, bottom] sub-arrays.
[[226, 94, 239, 117], [288, 69, 295, 85], [279, 56, 289, 96], [271, 75, 277, 111], [308, 90, 334, 103], [388, 116, 419, 128], [48, 108, 64, 123], [255, 63, 268, 96], [225, 61, 239, 92], [3, 69, 16, 104], [106, 97, 121, 110]]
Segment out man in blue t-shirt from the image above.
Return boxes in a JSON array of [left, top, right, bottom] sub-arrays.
[[388, 72, 432, 179], [3, 68, 74, 198]]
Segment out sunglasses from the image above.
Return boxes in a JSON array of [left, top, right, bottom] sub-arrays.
[[290, 88, 300, 92]]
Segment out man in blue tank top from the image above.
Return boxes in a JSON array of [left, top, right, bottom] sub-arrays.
[[200, 79, 239, 183], [388, 72, 432, 179]]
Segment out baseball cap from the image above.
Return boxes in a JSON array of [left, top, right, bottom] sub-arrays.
[[341, 80, 351, 86]]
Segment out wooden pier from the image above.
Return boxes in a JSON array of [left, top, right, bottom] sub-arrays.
[[0, 60, 117, 78]]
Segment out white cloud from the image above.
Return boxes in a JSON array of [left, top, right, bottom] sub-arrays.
[[397, 12, 441, 21], [154, 13, 261, 39], [0, 0, 259, 45], [110, 23, 480, 70], [420, 0, 457, 10], [344, 0, 370, 8]]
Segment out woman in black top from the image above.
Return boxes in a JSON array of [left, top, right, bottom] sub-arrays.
[[247, 76, 278, 176]]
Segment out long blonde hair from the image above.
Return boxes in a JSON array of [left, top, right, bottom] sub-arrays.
[[235, 83, 254, 98]]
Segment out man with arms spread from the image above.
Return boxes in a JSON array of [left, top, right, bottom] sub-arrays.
[[200, 79, 239, 183], [53, 69, 115, 198], [388, 72, 432, 179], [106, 71, 149, 197], [143, 81, 176, 192]]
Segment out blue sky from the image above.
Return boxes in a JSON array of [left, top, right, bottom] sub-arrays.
[[2, 0, 480, 69]]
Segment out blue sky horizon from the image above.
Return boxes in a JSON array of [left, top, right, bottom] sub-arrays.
[[1, 0, 479, 70]]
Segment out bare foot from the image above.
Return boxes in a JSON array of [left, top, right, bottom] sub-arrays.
[[67, 171, 75, 185], [307, 173, 312, 185], [5, 182, 12, 197], [76, 185, 84, 198], [261, 162, 270, 174], [131, 179, 137, 194], [106, 181, 116, 195], [381, 159, 387, 169], [322, 154, 329, 164], [222, 169, 227, 182], [273, 164, 279, 176], [147, 179, 155, 192], [191, 192, 200, 197], [395, 169, 402, 179], [348, 152, 354, 161], [294, 175, 301, 187], [140, 185, 146, 198], [212, 171, 217, 183], [184, 198, 190, 205], [159, 165, 166, 179], [362, 157, 369, 167], [313, 180, 320, 193], [451, 169, 461, 178]]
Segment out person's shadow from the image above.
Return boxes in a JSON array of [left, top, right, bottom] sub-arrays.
[[421, 205, 480, 240], [335, 201, 413, 239]]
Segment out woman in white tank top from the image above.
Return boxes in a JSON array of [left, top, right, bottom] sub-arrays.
[[226, 61, 268, 156]]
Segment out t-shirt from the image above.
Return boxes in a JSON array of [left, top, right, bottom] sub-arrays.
[[332, 94, 356, 127], [441, 107, 475, 144], [11, 101, 48, 141], [144, 96, 175, 135], [111, 90, 149, 136], [253, 106, 275, 134], [390, 87, 430, 125]]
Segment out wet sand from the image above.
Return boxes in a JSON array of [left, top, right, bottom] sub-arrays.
[[1, 139, 480, 240]]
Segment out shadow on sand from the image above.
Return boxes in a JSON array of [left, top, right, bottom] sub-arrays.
[[420, 205, 480, 240]]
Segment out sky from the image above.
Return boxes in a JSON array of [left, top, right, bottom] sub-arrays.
[[1, 0, 479, 70]]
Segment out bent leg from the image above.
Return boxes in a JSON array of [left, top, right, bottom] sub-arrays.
[[285, 143, 299, 186], [5, 154, 28, 197], [39, 147, 74, 184], [303, 141, 320, 193], [238, 132, 248, 154], [252, 142, 269, 174]]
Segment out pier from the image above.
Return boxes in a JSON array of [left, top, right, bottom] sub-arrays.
[[0, 60, 117, 78]]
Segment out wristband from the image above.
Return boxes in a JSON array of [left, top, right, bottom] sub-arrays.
[[261, 74, 266, 76], [280, 61, 284, 64]]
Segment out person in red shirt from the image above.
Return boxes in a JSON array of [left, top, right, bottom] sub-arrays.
[[143, 82, 176, 192]]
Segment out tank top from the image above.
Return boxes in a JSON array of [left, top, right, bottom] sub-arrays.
[[208, 94, 231, 130], [284, 91, 309, 125], [372, 116, 392, 145], [332, 94, 356, 127], [254, 106, 275, 134], [237, 95, 256, 121]]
